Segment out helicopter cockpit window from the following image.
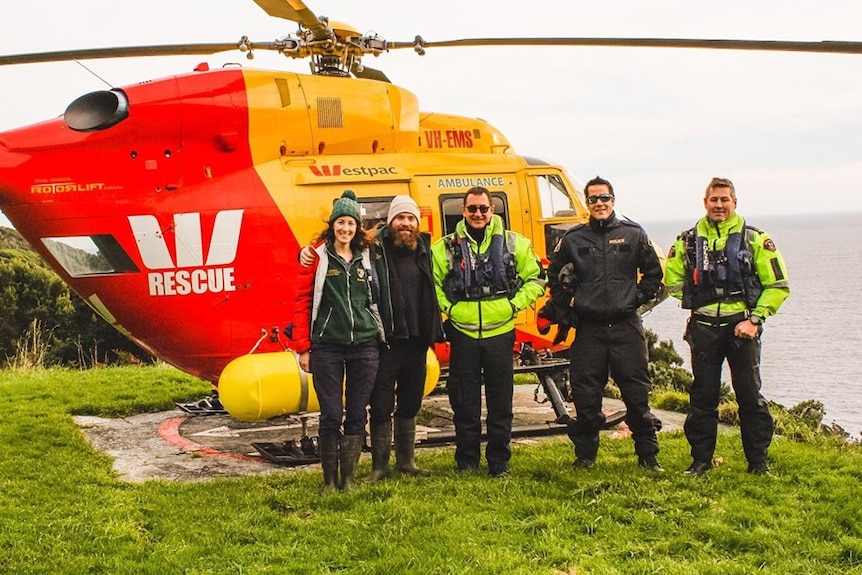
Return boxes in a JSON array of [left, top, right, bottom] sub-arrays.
[[42, 235, 139, 277], [533, 174, 581, 256], [536, 174, 575, 219], [440, 193, 509, 236], [357, 199, 391, 231]]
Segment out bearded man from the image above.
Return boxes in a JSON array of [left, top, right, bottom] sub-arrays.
[[364, 195, 444, 481]]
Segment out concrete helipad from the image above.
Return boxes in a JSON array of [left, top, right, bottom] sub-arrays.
[[75, 385, 687, 482]]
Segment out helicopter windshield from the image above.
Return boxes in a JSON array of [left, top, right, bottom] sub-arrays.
[[42, 235, 139, 276]]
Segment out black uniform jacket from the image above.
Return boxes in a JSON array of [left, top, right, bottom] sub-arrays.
[[547, 213, 663, 321]]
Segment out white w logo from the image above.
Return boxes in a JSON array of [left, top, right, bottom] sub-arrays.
[[128, 210, 243, 270]]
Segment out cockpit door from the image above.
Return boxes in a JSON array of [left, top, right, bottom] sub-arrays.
[[523, 169, 587, 262]]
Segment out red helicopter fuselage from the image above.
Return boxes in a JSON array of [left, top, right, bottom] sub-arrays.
[[0, 64, 588, 384]]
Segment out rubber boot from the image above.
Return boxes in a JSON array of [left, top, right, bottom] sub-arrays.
[[365, 420, 392, 483], [339, 434, 364, 492], [318, 431, 340, 493], [394, 416, 431, 477]]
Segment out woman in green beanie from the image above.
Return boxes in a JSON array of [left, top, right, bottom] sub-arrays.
[[292, 190, 385, 492]]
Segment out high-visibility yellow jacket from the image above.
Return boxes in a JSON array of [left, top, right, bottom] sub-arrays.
[[665, 213, 789, 321], [431, 215, 546, 339]]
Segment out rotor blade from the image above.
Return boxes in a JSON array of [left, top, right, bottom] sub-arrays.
[[388, 37, 862, 55], [0, 42, 283, 67], [251, 0, 330, 41]]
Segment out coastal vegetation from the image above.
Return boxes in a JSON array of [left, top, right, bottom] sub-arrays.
[[0, 227, 150, 368]]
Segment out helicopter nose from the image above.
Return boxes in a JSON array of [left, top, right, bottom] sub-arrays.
[[0, 143, 27, 167], [0, 141, 30, 209]]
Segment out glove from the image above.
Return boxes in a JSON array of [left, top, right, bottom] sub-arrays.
[[536, 302, 559, 334], [538, 299, 575, 340], [552, 323, 572, 346], [552, 310, 577, 346], [538, 301, 563, 324]]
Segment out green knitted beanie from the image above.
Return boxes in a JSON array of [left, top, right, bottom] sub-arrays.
[[329, 189, 361, 224]]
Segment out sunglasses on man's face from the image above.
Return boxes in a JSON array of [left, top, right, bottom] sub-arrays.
[[466, 205, 491, 214], [586, 194, 614, 205]]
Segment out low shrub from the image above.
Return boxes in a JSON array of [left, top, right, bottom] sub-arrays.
[[651, 389, 689, 413]]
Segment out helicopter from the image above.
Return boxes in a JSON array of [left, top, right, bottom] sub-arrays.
[[1, 0, 860, 431]]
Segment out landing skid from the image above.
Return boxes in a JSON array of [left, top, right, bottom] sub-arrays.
[[416, 412, 627, 446], [248, 410, 627, 466], [176, 394, 227, 415], [252, 415, 319, 466], [252, 436, 320, 466]]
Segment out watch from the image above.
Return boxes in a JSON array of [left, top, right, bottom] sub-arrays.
[[749, 315, 763, 325]]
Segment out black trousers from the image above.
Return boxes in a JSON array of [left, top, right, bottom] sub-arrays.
[[567, 314, 660, 460], [446, 328, 515, 472], [369, 339, 428, 424], [310, 342, 379, 436], [684, 318, 773, 464]]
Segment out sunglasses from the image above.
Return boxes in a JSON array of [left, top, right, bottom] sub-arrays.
[[586, 193, 614, 205], [466, 205, 491, 214]]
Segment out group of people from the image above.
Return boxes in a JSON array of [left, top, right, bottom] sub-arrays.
[[544, 175, 789, 476], [293, 186, 544, 490], [292, 176, 789, 492]]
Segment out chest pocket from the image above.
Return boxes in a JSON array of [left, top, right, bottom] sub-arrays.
[[608, 241, 640, 281]]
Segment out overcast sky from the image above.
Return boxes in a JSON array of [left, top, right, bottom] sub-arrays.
[[1, 0, 861, 230]]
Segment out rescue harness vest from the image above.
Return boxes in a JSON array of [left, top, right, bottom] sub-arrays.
[[442, 230, 523, 303], [680, 226, 763, 310]]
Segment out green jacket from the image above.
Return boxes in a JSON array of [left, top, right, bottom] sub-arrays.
[[431, 215, 546, 339], [292, 242, 383, 353], [665, 213, 790, 321]]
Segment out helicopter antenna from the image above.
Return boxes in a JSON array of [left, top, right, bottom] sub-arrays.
[[74, 60, 113, 88]]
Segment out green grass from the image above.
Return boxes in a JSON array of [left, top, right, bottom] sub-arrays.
[[2, 366, 862, 574]]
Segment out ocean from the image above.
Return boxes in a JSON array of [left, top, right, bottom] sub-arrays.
[[637, 211, 862, 439]]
